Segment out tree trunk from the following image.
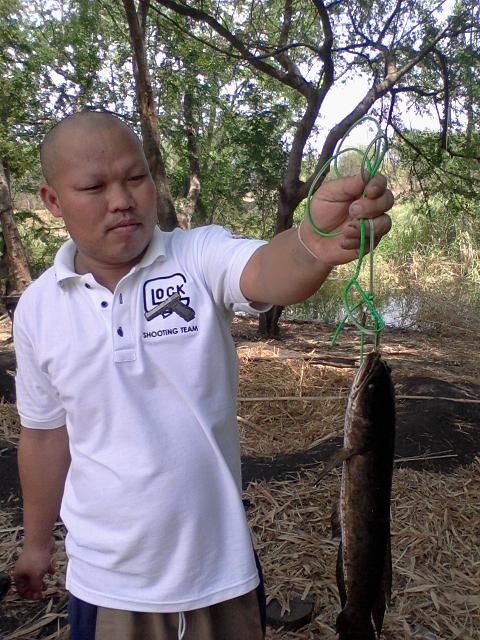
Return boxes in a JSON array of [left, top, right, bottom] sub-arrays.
[[176, 87, 201, 230], [258, 304, 284, 338], [0, 158, 32, 317], [258, 185, 304, 337], [122, 0, 178, 230]]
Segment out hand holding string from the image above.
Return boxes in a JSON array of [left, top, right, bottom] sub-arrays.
[[304, 117, 389, 353]]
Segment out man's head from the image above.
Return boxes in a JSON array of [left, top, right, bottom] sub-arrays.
[[40, 110, 157, 284]]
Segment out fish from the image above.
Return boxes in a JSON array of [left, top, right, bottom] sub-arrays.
[[334, 351, 396, 640]]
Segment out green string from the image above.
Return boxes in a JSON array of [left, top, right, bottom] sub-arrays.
[[305, 116, 388, 354]]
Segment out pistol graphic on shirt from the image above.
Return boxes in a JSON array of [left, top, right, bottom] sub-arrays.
[[144, 292, 196, 322]]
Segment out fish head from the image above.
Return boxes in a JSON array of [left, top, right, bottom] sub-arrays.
[[352, 351, 392, 394], [345, 351, 395, 444]]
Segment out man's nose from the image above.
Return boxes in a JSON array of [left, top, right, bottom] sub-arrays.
[[108, 182, 134, 211]]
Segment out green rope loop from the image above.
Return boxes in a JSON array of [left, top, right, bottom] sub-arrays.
[[332, 219, 385, 353], [305, 116, 388, 353]]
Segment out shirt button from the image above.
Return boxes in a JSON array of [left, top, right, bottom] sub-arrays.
[[117, 327, 124, 337], [84, 283, 92, 289], [101, 301, 108, 308]]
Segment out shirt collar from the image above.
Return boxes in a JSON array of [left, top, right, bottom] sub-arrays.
[[54, 226, 167, 285]]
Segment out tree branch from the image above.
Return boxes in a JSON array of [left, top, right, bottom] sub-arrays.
[[373, 21, 453, 93], [302, 19, 455, 200], [391, 85, 441, 97], [123, 0, 178, 229], [433, 48, 450, 150], [280, 0, 334, 197], [138, 0, 149, 37], [392, 123, 480, 180], [378, 0, 404, 43], [152, 0, 313, 96], [275, 0, 303, 77]]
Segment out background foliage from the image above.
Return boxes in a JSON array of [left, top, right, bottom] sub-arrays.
[[0, 0, 479, 315]]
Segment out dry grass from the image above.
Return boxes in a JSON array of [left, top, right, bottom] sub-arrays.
[[238, 353, 351, 457], [247, 461, 480, 639], [0, 320, 479, 639], [0, 401, 21, 447]]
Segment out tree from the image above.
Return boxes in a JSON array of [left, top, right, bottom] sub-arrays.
[[122, 0, 178, 229], [0, 159, 32, 298], [0, 0, 38, 300], [2, 1, 478, 328], [0, 0, 129, 296], [176, 67, 201, 229], [140, 3, 291, 232], [151, 0, 476, 334]]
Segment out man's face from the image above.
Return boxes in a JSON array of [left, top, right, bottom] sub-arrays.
[[41, 122, 157, 276]]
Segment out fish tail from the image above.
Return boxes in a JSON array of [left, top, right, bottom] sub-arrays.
[[336, 606, 376, 640]]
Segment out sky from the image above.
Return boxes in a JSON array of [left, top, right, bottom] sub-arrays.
[[313, 77, 437, 148], [42, 0, 460, 151], [314, 0, 459, 146]]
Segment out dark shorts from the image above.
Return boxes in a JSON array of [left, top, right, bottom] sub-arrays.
[[68, 555, 266, 640]]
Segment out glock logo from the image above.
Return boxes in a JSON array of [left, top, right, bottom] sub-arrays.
[[145, 292, 195, 322], [143, 274, 195, 322]]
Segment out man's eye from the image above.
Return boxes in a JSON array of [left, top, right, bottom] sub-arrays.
[[129, 174, 145, 182], [82, 184, 103, 191]]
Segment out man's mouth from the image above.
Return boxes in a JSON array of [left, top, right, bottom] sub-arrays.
[[108, 219, 141, 233]]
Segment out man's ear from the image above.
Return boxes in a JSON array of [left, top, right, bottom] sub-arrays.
[[40, 183, 63, 219]]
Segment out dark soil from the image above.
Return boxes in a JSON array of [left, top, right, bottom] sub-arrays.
[[242, 374, 480, 486], [0, 346, 21, 526], [0, 347, 15, 403], [0, 445, 21, 522]]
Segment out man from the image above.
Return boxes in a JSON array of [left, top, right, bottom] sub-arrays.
[[13, 110, 393, 640]]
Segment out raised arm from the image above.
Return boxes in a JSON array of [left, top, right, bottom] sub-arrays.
[[14, 425, 70, 600], [240, 174, 393, 306]]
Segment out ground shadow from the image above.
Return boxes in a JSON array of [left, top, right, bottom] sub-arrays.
[[242, 376, 480, 487]]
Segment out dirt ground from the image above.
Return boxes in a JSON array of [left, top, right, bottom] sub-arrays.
[[0, 314, 479, 638], [234, 316, 480, 478]]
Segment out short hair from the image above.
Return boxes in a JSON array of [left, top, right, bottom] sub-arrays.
[[40, 109, 140, 185]]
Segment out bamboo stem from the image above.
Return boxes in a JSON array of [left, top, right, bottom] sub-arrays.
[[238, 394, 480, 404]]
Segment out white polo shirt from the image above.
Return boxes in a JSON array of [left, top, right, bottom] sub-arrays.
[[14, 225, 268, 612]]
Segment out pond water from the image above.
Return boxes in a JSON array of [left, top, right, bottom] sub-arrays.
[[285, 280, 420, 330], [238, 274, 478, 336]]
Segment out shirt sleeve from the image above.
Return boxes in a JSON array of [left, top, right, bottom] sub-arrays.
[[194, 225, 272, 313], [13, 297, 66, 429]]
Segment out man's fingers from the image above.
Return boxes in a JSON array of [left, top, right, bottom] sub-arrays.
[[313, 174, 365, 203], [341, 214, 392, 250], [309, 173, 393, 237], [343, 214, 392, 237], [18, 584, 43, 599], [348, 188, 394, 219], [14, 571, 45, 599], [363, 173, 388, 197], [314, 173, 389, 204]]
